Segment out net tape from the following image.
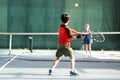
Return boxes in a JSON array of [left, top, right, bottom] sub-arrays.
[[0, 32, 120, 35]]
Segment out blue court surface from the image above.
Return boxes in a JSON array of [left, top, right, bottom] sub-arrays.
[[0, 50, 120, 80]]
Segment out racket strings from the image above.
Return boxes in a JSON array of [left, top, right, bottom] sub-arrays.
[[92, 33, 105, 42]]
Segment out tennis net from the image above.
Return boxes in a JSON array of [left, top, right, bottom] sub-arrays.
[[0, 32, 120, 55]]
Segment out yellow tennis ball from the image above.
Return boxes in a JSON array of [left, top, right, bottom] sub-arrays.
[[74, 3, 78, 7]]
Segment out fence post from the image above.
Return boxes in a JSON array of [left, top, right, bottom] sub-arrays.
[[9, 34, 12, 55], [29, 36, 33, 53]]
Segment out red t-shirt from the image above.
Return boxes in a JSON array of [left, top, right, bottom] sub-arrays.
[[58, 24, 78, 46]]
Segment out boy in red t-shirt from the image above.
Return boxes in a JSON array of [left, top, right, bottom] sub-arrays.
[[49, 13, 80, 76]]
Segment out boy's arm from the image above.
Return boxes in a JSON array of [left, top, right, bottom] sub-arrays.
[[71, 29, 77, 33], [70, 28, 83, 40], [71, 29, 79, 34]]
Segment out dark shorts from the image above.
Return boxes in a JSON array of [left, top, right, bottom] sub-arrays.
[[56, 44, 73, 57], [84, 36, 91, 44]]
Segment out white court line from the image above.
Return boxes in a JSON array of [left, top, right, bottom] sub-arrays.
[[0, 53, 20, 72]]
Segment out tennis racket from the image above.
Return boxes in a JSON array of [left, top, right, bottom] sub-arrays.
[[91, 31, 105, 42]]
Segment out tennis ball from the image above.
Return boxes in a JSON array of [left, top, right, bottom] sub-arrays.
[[74, 3, 78, 7]]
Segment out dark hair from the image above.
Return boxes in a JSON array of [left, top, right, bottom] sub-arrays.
[[61, 13, 70, 23]]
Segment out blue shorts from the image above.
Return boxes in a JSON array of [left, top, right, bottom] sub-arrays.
[[84, 36, 91, 44]]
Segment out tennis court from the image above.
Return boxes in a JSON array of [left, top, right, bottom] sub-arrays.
[[0, 50, 120, 80]]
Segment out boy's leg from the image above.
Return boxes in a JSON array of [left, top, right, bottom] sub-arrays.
[[51, 57, 61, 70], [49, 57, 61, 75], [69, 55, 75, 70], [69, 55, 80, 76]]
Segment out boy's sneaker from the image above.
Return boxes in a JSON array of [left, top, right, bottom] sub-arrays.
[[70, 70, 80, 76], [48, 69, 54, 75]]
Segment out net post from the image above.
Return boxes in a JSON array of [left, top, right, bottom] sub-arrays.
[[29, 36, 33, 53], [9, 33, 12, 55]]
